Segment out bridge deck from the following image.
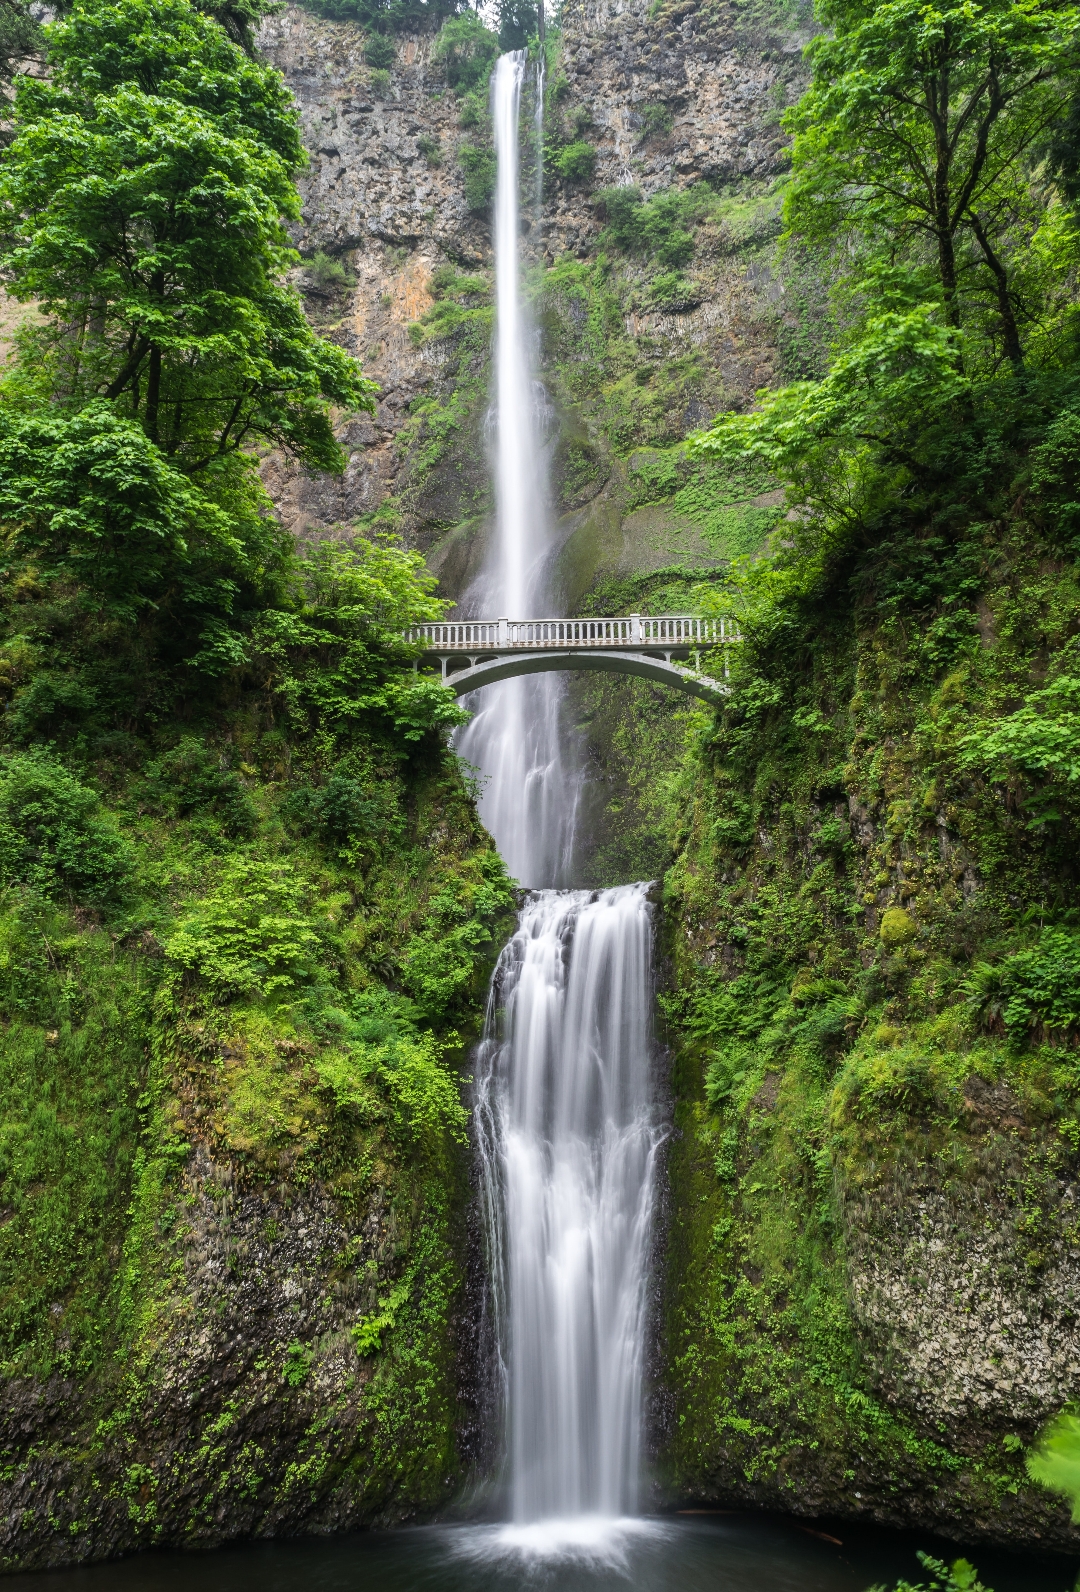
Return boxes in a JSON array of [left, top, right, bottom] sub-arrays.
[[408, 614, 738, 654], [406, 614, 740, 705]]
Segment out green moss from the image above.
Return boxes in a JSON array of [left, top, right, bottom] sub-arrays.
[[655, 462, 1080, 1523]]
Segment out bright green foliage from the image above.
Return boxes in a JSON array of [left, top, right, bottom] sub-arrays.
[[433, 13, 498, 94], [0, 0, 374, 470], [962, 676, 1080, 788], [691, 306, 969, 527], [164, 858, 323, 995], [785, 0, 1080, 364], [966, 930, 1080, 1039], [253, 537, 466, 745], [0, 402, 264, 627], [1028, 1410, 1080, 1519], [869, 1554, 991, 1592], [351, 1275, 410, 1354], [553, 139, 596, 184], [0, 751, 131, 906], [379, 1031, 469, 1145], [281, 1340, 313, 1385], [400, 854, 516, 1022], [38, 0, 303, 161]]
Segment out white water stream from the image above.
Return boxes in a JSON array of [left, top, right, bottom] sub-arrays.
[[461, 52, 661, 1549], [476, 886, 660, 1529], [455, 51, 579, 890]]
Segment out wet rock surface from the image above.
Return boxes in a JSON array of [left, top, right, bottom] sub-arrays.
[[255, 0, 796, 564], [0, 1144, 468, 1571]]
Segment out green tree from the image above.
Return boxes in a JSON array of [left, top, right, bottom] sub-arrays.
[[0, 0, 40, 84], [294, 0, 460, 32], [252, 537, 468, 745], [0, 0, 374, 471], [433, 12, 498, 94], [785, 0, 1080, 366]]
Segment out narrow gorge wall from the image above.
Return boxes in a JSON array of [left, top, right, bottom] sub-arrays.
[[256, 0, 808, 602]]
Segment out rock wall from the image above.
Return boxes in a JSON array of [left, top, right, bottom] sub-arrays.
[[256, 0, 801, 589]]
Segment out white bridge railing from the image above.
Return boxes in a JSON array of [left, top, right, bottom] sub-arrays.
[[407, 614, 740, 649]]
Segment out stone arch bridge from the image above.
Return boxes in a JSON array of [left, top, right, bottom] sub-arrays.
[[408, 615, 739, 704]]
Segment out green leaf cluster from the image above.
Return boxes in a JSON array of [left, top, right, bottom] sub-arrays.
[[1028, 1410, 1080, 1521], [966, 929, 1080, 1040], [433, 12, 499, 94], [163, 857, 323, 995], [0, 750, 131, 906]]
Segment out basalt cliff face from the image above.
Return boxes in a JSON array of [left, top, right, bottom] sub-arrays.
[[256, 0, 802, 598]]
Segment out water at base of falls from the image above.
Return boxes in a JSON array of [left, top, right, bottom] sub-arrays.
[[475, 884, 660, 1536]]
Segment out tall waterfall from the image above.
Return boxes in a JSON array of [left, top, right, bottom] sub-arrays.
[[462, 50, 661, 1545], [455, 51, 579, 889], [475, 885, 660, 1526]]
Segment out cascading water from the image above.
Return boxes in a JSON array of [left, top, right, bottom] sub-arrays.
[[463, 50, 661, 1549], [454, 51, 579, 889], [475, 885, 660, 1530]]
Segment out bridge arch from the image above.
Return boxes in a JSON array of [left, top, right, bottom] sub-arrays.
[[434, 648, 730, 705]]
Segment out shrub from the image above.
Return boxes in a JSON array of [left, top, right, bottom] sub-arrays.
[[966, 929, 1080, 1042], [961, 675, 1080, 792], [646, 271, 699, 312], [433, 13, 498, 94], [457, 88, 487, 128], [164, 859, 321, 996], [3, 672, 100, 749], [639, 103, 673, 140], [0, 752, 131, 906], [142, 737, 257, 839], [458, 143, 496, 211], [595, 185, 697, 266], [380, 1031, 468, 1145], [369, 66, 390, 94], [363, 31, 395, 68], [303, 251, 356, 294], [417, 133, 442, 165], [281, 769, 402, 858], [553, 139, 596, 185]]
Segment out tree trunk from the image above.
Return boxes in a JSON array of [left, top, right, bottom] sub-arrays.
[[145, 344, 161, 443], [966, 208, 1024, 369]]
